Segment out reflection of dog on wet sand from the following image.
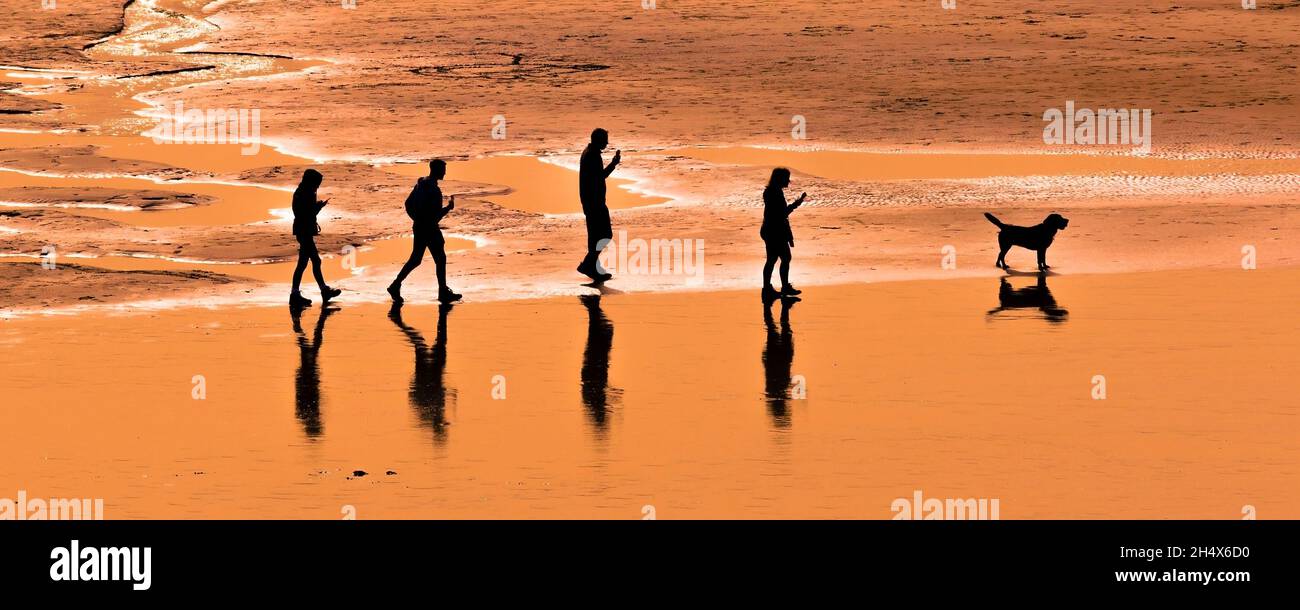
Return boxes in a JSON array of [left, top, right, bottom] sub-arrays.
[[987, 274, 1068, 322], [984, 212, 1069, 271]]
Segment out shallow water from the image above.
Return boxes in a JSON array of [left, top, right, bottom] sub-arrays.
[[385, 155, 668, 215], [2, 268, 1295, 518], [0, 0, 665, 282], [9, 233, 478, 283]]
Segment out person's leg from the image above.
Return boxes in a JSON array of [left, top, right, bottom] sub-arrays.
[[579, 213, 611, 278], [310, 251, 327, 292], [591, 229, 613, 277], [579, 230, 600, 273], [292, 236, 310, 294], [432, 244, 447, 291], [590, 239, 605, 275], [433, 240, 461, 301], [392, 235, 427, 286], [290, 236, 318, 305], [578, 214, 594, 272], [292, 252, 308, 293], [298, 237, 337, 300], [762, 237, 783, 290], [299, 237, 326, 292], [778, 250, 792, 289]]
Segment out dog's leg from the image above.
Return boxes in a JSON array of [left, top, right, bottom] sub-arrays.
[[1037, 249, 1048, 271], [997, 244, 1010, 269]]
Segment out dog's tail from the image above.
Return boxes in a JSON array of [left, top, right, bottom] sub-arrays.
[[983, 212, 1006, 228]]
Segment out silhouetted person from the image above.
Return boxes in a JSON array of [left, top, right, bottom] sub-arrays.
[[389, 303, 455, 444], [576, 128, 620, 282], [762, 296, 797, 428], [761, 168, 806, 299], [389, 159, 462, 303], [290, 169, 341, 307], [291, 304, 336, 438], [987, 273, 1068, 323], [579, 294, 617, 433]]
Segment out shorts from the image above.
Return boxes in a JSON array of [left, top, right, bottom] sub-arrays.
[[764, 238, 791, 259], [296, 233, 319, 257]]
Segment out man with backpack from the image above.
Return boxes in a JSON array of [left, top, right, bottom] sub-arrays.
[[388, 159, 462, 304]]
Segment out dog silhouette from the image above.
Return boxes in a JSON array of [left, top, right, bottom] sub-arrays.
[[984, 212, 1069, 271]]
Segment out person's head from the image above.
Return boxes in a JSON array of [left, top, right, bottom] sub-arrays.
[[590, 128, 609, 150], [429, 159, 447, 180], [768, 167, 791, 190], [300, 168, 323, 191]]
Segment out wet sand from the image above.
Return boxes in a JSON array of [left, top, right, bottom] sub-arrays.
[[662, 147, 1300, 181], [0, 268, 1295, 519], [160, 0, 1300, 158]]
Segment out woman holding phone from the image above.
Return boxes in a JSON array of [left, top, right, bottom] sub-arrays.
[[760, 167, 806, 299], [289, 169, 342, 307]]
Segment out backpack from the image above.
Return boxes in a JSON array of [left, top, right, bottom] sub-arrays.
[[404, 178, 424, 222]]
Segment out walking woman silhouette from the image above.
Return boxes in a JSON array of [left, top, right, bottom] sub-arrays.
[[760, 168, 806, 299], [289, 169, 341, 307]]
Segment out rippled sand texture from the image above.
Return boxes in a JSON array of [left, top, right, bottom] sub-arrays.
[[171, 0, 1300, 158], [2, 1, 1299, 311]]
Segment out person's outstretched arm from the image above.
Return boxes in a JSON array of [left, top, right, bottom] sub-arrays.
[[603, 150, 621, 177], [786, 192, 806, 215]]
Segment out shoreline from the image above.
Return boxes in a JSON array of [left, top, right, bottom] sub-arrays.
[[1, 262, 1291, 320]]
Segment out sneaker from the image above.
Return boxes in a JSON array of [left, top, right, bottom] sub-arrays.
[[289, 292, 312, 307], [578, 264, 605, 281], [387, 283, 404, 303], [780, 284, 802, 296], [322, 286, 342, 302], [438, 287, 462, 303]]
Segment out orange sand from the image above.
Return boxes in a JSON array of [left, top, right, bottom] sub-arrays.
[[0, 0, 1297, 521], [0, 268, 1294, 519]]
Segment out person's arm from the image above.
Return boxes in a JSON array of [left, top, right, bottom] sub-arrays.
[[316, 198, 330, 211], [603, 150, 621, 177], [787, 192, 805, 247], [786, 192, 806, 215], [437, 195, 455, 221]]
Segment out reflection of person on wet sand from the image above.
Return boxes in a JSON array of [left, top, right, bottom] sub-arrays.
[[289, 169, 342, 307], [987, 273, 1068, 322], [388, 303, 455, 443], [761, 168, 806, 300], [576, 128, 620, 283], [762, 296, 797, 428], [291, 305, 336, 438], [579, 294, 618, 432], [388, 159, 462, 304]]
